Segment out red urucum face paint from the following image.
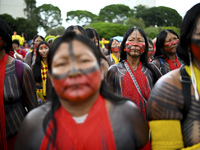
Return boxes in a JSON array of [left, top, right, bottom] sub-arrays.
[[148, 51, 155, 58], [111, 46, 120, 52], [124, 42, 145, 53], [52, 70, 101, 102], [191, 39, 200, 62], [34, 43, 38, 49], [164, 39, 179, 52]]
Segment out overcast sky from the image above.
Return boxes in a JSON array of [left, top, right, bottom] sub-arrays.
[[36, 0, 200, 36]]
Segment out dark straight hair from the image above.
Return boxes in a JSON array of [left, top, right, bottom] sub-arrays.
[[107, 38, 120, 55], [32, 41, 50, 82], [43, 32, 128, 148], [177, 3, 200, 65], [64, 25, 87, 36], [154, 29, 179, 59], [0, 19, 12, 54]]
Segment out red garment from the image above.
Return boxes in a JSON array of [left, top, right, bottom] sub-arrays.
[[165, 57, 181, 71], [8, 51, 15, 58], [40, 94, 116, 150], [16, 49, 27, 58], [122, 61, 150, 121], [0, 54, 8, 150]]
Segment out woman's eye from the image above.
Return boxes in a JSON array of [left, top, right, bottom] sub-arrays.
[[81, 59, 90, 63]]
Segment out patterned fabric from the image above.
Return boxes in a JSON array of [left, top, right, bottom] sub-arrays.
[[40, 94, 116, 150], [0, 54, 8, 150], [122, 61, 150, 121], [4, 60, 37, 138], [165, 57, 181, 71], [36, 61, 48, 102]]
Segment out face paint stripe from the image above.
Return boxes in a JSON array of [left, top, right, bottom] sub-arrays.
[[52, 63, 99, 79]]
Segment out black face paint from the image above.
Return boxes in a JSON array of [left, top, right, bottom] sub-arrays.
[[52, 42, 99, 79], [191, 38, 200, 46]]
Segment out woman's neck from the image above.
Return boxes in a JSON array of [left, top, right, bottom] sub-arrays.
[[42, 58, 47, 65], [126, 54, 140, 70], [59, 91, 100, 117], [112, 52, 120, 59], [167, 54, 176, 61]]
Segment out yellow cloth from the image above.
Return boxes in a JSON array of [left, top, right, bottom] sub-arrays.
[[12, 35, 23, 45], [181, 143, 200, 150], [185, 64, 200, 97], [111, 53, 120, 64], [149, 120, 184, 150], [41, 61, 48, 97]]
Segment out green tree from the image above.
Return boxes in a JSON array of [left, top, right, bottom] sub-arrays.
[[134, 5, 149, 19], [35, 4, 62, 32], [15, 18, 37, 41], [125, 17, 145, 29], [99, 4, 133, 24], [0, 14, 16, 31], [46, 26, 65, 36], [86, 22, 128, 40], [137, 6, 182, 27], [66, 10, 98, 25], [24, 0, 37, 20]]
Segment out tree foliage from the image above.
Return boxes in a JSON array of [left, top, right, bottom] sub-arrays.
[[135, 6, 182, 27], [35, 4, 62, 32], [99, 4, 133, 24], [86, 22, 128, 40], [46, 26, 65, 36], [66, 10, 98, 26], [125, 17, 145, 29], [24, 0, 37, 20]]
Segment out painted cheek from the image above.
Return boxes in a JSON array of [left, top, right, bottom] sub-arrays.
[[34, 43, 38, 48], [52, 70, 102, 102], [148, 51, 154, 57], [124, 42, 145, 53], [111, 47, 120, 52], [191, 43, 200, 61], [164, 40, 179, 52]]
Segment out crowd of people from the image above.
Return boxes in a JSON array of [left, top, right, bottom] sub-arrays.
[[0, 2, 200, 150]]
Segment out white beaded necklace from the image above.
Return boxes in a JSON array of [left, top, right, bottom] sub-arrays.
[[72, 114, 88, 124]]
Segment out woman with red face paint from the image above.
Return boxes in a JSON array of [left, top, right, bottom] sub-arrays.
[[24, 35, 45, 68], [147, 3, 200, 149], [32, 41, 50, 104], [107, 28, 162, 149], [0, 19, 37, 150], [15, 31, 149, 150], [152, 29, 181, 75], [147, 39, 155, 62], [106, 38, 121, 66]]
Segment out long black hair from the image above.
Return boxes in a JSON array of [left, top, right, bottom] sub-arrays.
[[31, 35, 45, 57], [0, 19, 12, 54], [154, 29, 179, 59], [177, 3, 200, 65], [85, 27, 107, 61], [64, 25, 87, 36], [32, 41, 50, 82], [107, 38, 120, 55], [43, 32, 129, 148]]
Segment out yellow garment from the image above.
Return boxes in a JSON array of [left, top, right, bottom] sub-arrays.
[[36, 87, 45, 101], [111, 53, 120, 64], [149, 120, 184, 150], [181, 143, 200, 150], [41, 61, 48, 97], [185, 64, 200, 97], [12, 35, 23, 45]]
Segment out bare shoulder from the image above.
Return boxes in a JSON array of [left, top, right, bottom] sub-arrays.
[[15, 102, 51, 150], [147, 69, 184, 120]]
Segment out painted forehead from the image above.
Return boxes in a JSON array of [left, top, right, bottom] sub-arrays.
[[128, 30, 144, 39]]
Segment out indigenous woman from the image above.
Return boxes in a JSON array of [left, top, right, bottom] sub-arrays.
[[24, 35, 44, 68], [64, 25, 87, 35], [147, 3, 200, 149], [0, 19, 37, 150], [15, 32, 149, 150], [32, 41, 50, 104], [85, 27, 109, 76], [106, 38, 121, 66], [107, 27, 162, 122], [152, 29, 181, 75], [147, 39, 155, 62]]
